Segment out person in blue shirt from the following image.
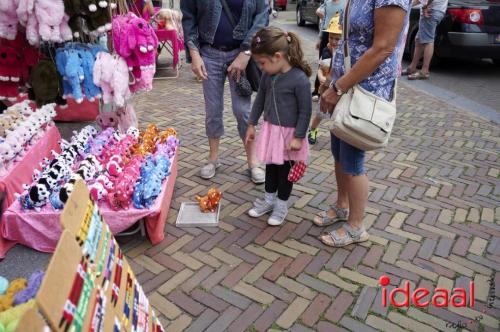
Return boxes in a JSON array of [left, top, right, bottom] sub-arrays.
[[317, 0, 411, 247]]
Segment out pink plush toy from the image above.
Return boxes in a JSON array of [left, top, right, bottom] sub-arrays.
[[89, 181, 107, 201], [127, 17, 158, 67], [93, 52, 131, 107], [0, 0, 19, 40], [35, 0, 64, 42], [96, 111, 119, 130]]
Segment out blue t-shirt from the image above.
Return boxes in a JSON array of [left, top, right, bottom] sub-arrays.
[[332, 0, 411, 101], [213, 0, 244, 48], [319, 0, 347, 34]]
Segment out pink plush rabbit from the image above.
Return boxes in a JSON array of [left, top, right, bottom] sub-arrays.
[[0, 0, 20, 40]]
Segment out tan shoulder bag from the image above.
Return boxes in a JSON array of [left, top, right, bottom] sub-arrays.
[[330, 0, 397, 151]]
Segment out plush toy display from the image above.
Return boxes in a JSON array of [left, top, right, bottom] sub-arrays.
[[0, 102, 56, 175], [0, 299, 36, 332], [19, 124, 177, 211]]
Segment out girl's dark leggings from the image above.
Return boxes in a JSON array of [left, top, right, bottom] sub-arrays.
[[265, 162, 294, 201]]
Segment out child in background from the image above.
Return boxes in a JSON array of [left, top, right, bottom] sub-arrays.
[[245, 27, 312, 226], [307, 13, 342, 145]]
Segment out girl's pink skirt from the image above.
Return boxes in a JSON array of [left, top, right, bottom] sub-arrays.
[[255, 121, 309, 165]]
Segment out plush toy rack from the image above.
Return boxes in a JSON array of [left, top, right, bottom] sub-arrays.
[[0, 150, 177, 257], [15, 180, 165, 332]]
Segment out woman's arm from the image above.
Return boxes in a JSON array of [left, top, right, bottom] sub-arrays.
[[320, 5, 407, 113], [335, 6, 406, 93], [180, 0, 199, 52], [241, 0, 268, 51]]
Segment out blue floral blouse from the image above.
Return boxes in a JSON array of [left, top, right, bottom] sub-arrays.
[[332, 0, 411, 101]]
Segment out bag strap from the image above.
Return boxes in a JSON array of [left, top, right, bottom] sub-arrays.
[[271, 78, 294, 166], [342, 0, 351, 71], [219, 0, 237, 28]]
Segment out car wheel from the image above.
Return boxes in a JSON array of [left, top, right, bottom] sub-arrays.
[[297, 7, 305, 26]]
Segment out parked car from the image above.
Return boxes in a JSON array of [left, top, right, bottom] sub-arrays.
[[274, 0, 288, 11], [296, 0, 322, 27], [404, 0, 500, 65]]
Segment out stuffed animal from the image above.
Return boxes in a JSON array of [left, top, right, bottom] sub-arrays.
[[75, 45, 101, 101], [13, 271, 44, 306], [0, 299, 36, 332], [93, 52, 130, 107], [195, 188, 222, 213], [0, 45, 25, 84], [89, 181, 107, 201], [96, 111, 119, 130], [0, 278, 27, 312], [83, 0, 112, 34], [0, 0, 19, 40], [55, 48, 84, 102], [128, 16, 158, 68], [29, 59, 64, 107], [34, 0, 65, 42]]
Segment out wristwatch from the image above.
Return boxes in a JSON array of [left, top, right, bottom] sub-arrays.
[[243, 50, 252, 56]]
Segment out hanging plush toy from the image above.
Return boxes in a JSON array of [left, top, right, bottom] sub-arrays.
[[29, 59, 65, 107], [0, 0, 19, 40], [55, 48, 84, 103], [93, 52, 131, 107]]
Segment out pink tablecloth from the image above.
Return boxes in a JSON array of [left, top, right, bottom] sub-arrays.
[[0, 153, 177, 257]]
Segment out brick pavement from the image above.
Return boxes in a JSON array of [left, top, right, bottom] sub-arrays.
[[120, 18, 500, 331]]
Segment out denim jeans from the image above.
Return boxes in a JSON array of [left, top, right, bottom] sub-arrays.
[[330, 132, 365, 176], [200, 45, 251, 139]]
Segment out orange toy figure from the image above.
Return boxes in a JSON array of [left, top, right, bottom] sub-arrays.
[[195, 195, 211, 213], [159, 127, 177, 142], [195, 188, 222, 213], [207, 188, 222, 209], [132, 124, 160, 156]]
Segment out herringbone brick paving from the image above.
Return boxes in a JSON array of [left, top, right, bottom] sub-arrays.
[[122, 24, 500, 331]]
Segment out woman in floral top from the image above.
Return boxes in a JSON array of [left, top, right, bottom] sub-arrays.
[[315, 0, 411, 247]]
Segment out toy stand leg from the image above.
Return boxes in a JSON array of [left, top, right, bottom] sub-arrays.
[[115, 219, 146, 237]]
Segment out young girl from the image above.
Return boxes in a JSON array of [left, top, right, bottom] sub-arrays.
[[245, 27, 312, 226]]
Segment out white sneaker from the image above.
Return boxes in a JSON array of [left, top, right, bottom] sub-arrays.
[[248, 192, 276, 217], [267, 198, 288, 226], [200, 161, 220, 179]]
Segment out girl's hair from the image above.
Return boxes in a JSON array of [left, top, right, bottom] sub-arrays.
[[251, 27, 312, 77]]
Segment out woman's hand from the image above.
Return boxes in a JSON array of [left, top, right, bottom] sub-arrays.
[[320, 87, 341, 114], [245, 125, 255, 145], [319, 76, 326, 85], [289, 138, 302, 151], [228, 52, 251, 83], [190, 51, 208, 80]]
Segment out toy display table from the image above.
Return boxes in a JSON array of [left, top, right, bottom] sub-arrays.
[[0, 153, 177, 258], [0, 125, 62, 258]]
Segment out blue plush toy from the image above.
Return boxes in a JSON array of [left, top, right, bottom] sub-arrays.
[[75, 45, 102, 101], [133, 155, 171, 209], [61, 49, 84, 103]]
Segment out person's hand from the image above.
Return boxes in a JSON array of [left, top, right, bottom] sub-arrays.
[[228, 52, 250, 83], [320, 87, 342, 114], [190, 51, 208, 80], [315, 40, 321, 50], [245, 125, 255, 145], [423, 6, 432, 18], [319, 76, 326, 85], [288, 138, 302, 151]]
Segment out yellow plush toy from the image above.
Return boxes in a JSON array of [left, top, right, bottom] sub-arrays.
[[0, 299, 36, 332], [0, 279, 27, 313]]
